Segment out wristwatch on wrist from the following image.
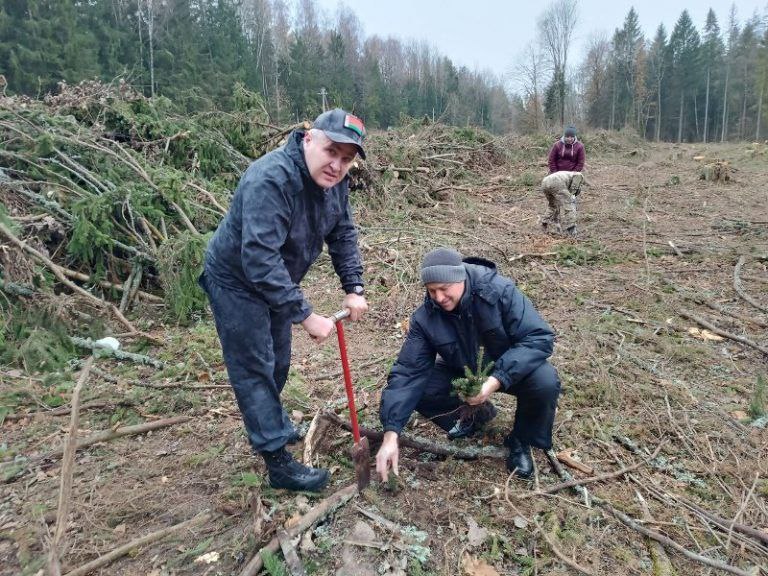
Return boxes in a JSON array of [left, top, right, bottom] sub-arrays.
[[345, 284, 365, 296]]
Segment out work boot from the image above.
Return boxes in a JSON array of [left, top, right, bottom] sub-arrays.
[[564, 225, 577, 238], [504, 434, 533, 479], [447, 403, 497, 440], [262, 447, 329, 492], [286, 428, 301, 445]]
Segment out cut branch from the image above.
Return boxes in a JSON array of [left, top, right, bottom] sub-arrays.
[[321, 411, 505, 460], [679, 310, 768, 356], [62, 511, 212, 576], [239, 484, 358, 576]]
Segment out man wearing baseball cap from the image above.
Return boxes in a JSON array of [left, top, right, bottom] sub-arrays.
[[200, 109, 369, 492], [376, 248, 561, 482]]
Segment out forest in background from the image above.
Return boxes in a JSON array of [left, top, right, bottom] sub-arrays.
[[0, 0, 767, 140]]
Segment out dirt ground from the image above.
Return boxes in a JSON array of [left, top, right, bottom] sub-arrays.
[[2, 136, 768, 576]]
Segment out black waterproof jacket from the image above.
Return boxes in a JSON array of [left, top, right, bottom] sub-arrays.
[[380, 258, 555, 434], [204, 131, 363, 323]]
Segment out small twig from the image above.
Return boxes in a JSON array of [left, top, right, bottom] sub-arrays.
[[62, 511, 212, 576], [725, 473, 760, 551], [734, 256, 768, 314], [314, 355, 390, 381], [668, 240, 684, 257]]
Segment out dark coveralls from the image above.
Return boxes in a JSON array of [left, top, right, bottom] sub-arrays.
[[200, 131, 363, 453], [380, 258, 560, 449]]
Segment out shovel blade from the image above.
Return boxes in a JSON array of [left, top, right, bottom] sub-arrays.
[[351, 436, 371, 490]]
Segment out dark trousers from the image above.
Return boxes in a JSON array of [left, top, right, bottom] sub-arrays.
[[199, 272, 294, 453], [415, 361, 561, 449]]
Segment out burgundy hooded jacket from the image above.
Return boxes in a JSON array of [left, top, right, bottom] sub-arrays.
[[547, 138, 585, 173]]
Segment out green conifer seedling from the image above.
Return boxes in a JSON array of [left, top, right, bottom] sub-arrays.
[[451, 347, 494, 401]]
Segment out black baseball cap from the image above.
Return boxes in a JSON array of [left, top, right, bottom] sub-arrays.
[[312, 108, 367, 159]]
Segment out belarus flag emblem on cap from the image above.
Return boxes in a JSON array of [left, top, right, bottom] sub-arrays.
[[344, 114, 366, 138]]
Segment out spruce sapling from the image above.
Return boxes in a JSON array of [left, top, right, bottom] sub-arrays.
[[450, 347, 495, 430]]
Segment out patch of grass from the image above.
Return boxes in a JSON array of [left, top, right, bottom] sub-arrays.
[[168, 536, 213, 568], [749, 374, 767, 419], [184, 444, 226, 468], [282, 368, 311, 412], [555, 241, 622, 267], [232, 471, 264, 488], [261, 549, 289, 576]]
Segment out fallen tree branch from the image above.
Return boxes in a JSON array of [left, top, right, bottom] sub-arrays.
[[734, 256, 768, 314], [62, 511, 212, 576], [239, 484, 358, 576], [526, 442, 664, 497], [545, 450, 753, 576], [69, 336, 165, 368], [321, 411, 506, 460], [0, 222, 137, 332], [277, 529, 306, 576], [48, 357, 93, 576], [681, 292, 768, 329], [635, 490, 676, 576], [679, 310, 768, 356], [36, 416, 191, 463]]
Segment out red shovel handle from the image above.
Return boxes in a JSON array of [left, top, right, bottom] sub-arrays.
[[334, 316, 361, 444]]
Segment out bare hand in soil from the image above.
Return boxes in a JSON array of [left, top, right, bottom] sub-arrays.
[[375, 431, 400, 482]]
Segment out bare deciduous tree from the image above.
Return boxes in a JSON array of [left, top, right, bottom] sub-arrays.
[[538, 0, 579, 126]]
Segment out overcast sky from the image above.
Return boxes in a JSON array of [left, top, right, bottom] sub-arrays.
[[314, 0, 766, 85]]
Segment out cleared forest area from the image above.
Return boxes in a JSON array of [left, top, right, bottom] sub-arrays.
[[1, 85, 767, 576]]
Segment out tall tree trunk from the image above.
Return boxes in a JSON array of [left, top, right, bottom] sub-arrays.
[[757, 81, 764, 141], [655, 80, 662, 142], [693, 93, 699, 140], [721, 65, 729, 142], [740, 61, 749, 140], [610, 71, 616, 131], [703, 68, 710, 143], [677, 90, 684, 143]]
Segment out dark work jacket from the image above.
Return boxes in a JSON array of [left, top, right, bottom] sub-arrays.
[[548, 138, 585, 173], [380, 258, 555, 434], [204, 131, 363, 323]]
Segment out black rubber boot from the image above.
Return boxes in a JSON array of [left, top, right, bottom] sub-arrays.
[[504, 434, 533, 479], [262, 447, 329, 492]]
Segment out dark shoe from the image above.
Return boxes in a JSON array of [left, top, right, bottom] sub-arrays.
[[262, 447, 329, 492], [564, 226, 577, 238], [504, 435, 533, 479], [447, 403, 497, 440], [286, 429, 301, 445]]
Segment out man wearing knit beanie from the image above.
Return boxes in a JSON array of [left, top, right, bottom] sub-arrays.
[[376, 248, 561, 481]]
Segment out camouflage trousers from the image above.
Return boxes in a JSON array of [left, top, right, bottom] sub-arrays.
[[541, 185, 577, 233]]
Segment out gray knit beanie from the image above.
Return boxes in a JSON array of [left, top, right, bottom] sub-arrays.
[[420, 248, 466, 285]]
